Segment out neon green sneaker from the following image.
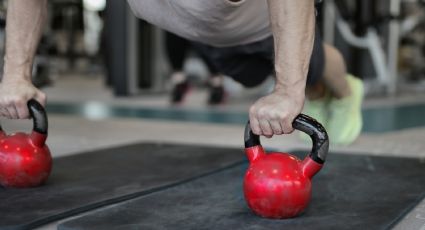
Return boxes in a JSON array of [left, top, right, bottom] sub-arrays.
[[300, 93, 330, 142], [328, 74, 364, 145]]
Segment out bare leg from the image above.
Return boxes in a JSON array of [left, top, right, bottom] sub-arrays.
[[303, 43, 363, 146], [306, 44, 351, 99], [305, 81, 326, 100]]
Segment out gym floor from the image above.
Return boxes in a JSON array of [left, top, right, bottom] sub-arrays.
[[2, 72, 425, 229]]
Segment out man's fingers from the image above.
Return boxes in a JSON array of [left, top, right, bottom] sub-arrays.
[[249, 91, 303, 138], [6, 106, 19, 119], [2, 98, 32, 119], [269, 120, 283, 135], [249, 105, 262, 135], [259, 119, 273, 137], [249, 117, 262, 136], [0, 108, 8, 117], [11, 98, 30, 119], [0, 80, 46, 119], [280, 117, 295, 134], [16, 104, 30, 119]]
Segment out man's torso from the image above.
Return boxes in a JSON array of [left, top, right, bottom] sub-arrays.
[[127, 0, 271, 47]]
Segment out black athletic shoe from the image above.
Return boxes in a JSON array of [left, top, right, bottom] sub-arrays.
[[171, 80, 190, 104], [208, 86, 226, 105]]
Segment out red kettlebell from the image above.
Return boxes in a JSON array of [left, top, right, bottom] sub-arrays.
[[0, 99, 52, 188], [243, 114, 329, 219]]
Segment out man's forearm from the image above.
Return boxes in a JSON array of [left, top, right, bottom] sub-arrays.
[[267, 0, 315, 96], [3, 0, 47, 82]]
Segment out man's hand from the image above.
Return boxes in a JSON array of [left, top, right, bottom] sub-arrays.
[[251, 0, 315, 137], [0, 79, 46, 119], [249, 90, 304, 138], [0, 0, 48, 119]]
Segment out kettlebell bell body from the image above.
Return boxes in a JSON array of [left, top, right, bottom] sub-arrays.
[[0, 99, 51, 188], [243, 114, 329, 219]]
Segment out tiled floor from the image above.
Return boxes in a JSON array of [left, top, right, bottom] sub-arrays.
[[1, 73, 424, 229]]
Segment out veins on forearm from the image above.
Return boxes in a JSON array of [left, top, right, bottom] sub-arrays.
[[4, 0, 47, 74], [267, 0, 315, 93]]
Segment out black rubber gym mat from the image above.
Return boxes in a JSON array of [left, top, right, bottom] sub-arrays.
[[0, 143, 244, 230], [58, 151, 425, 230]]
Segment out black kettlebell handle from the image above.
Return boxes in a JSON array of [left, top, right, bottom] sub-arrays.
[[244, 114, 329, 164], [0, 99, 48, 135]]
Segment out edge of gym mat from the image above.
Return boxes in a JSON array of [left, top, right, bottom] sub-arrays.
[[0, 142, 247, 230]]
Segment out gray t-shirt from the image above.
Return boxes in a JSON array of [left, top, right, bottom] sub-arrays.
[[127, 0, 271, 47]]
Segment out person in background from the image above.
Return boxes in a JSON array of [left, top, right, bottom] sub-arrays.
[[165, 31, 225, 105]]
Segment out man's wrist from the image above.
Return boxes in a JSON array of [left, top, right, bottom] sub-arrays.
[[1, 72, 32, 83], [273, 84, 305, 98], [2, 59, 32, 82]]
